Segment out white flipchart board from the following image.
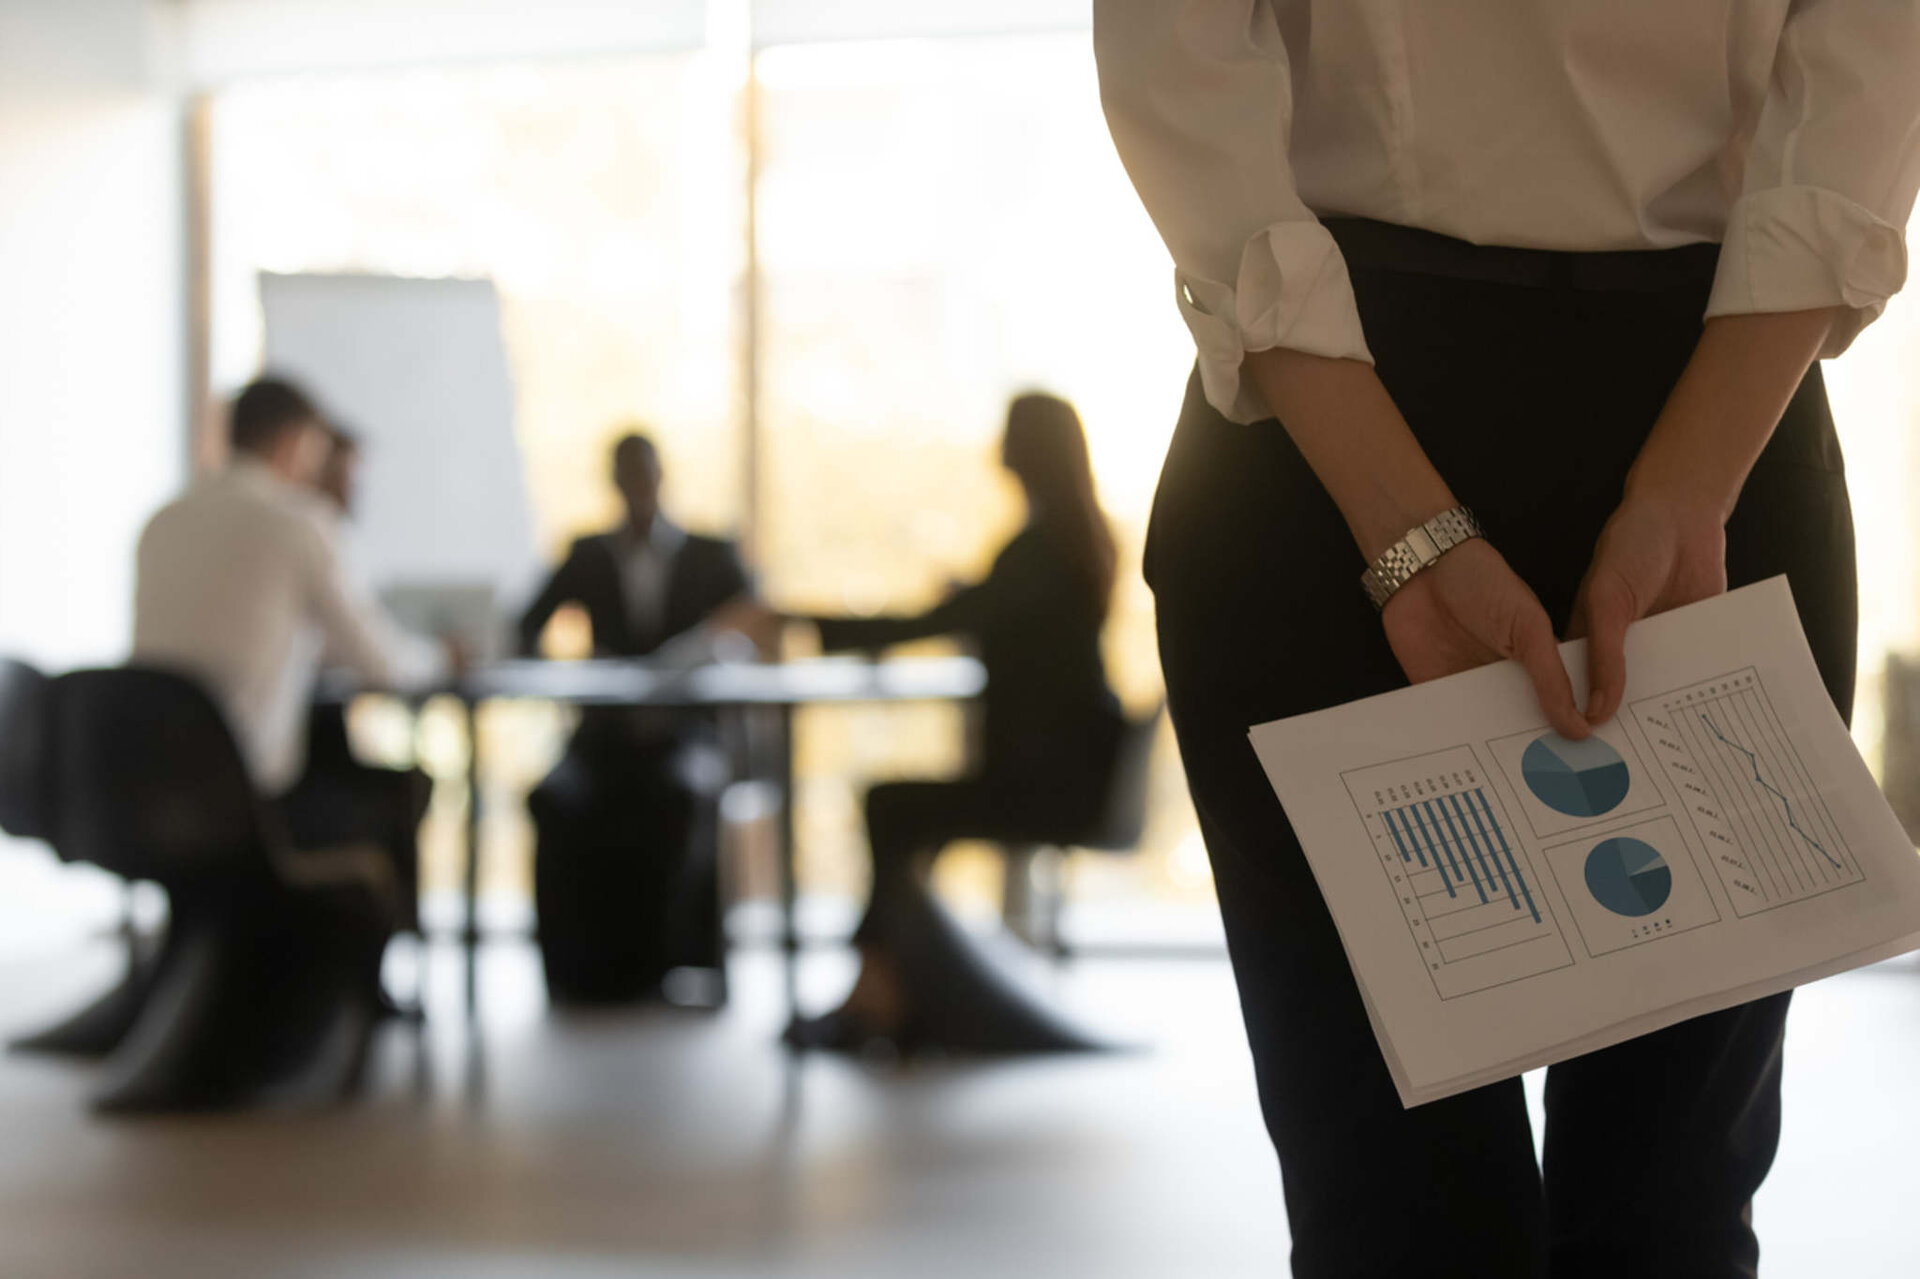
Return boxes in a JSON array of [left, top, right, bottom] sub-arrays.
[[259, 272, 542, 611]]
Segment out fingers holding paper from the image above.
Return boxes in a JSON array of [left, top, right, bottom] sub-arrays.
[[1569, 495, 1727, 727], [1381, 538, 1588, 740]]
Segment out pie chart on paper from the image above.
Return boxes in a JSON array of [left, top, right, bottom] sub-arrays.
[[1520, 733, 1631, 817], [1584, 837, 1673, 917]]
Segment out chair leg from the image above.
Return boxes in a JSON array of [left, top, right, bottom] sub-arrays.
[[1035, 848, 1071, 961], [90, 917, 231, 1113], [1001, 844, 1042, 946], [92, 883, 386, 1115]]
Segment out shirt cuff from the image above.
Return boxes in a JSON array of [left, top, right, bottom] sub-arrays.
[[1705, 185, 1910, 359], [1176, 220, 1374, 425]]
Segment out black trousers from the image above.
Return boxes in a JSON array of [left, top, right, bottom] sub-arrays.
[[858, 772, 1109, 941], [280, 704, 432, 931], [1146, 220, 1857, 1277], [530, 720, 722, 1003]]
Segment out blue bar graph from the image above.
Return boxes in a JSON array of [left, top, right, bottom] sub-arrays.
[[1407, 804, 1457, 898], [1413, 805, 1460, 886], [1348, 746, 1575, 997], [1431, 799, 1492, 903], [1447, 792, 1517, 910], [1388, 788, 1542, 925], [1426, 800, 1487, 902], [1383, 808, 1425, 868], [1467, 789, 1541, 924]]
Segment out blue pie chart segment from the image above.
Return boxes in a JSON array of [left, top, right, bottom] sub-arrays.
[[1585, 838, 1672, 917], [1521, 733, 1631, 817]]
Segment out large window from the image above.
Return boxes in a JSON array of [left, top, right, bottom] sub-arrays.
[[753, 37, 1205, 925], [1824, 285, 1920, 779], [204, 32, 1215, 932], [200, 26, 1920, 932]]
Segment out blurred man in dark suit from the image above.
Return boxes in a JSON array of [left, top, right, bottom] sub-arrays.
[[519, 434, 751, 662], [517, 431, 752, 1003]]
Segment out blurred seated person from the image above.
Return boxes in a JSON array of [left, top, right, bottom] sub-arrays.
[[776, 392, 1127, 1053], [296, 421, 436, 931], [516, 431, 754, 1003], [132, 378, 452, 974]]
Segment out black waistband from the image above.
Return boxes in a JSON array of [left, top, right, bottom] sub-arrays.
[[1323, 216, 1720, 293]]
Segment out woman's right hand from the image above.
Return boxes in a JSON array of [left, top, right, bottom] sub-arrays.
[[1380, 538, 1589, 740], [1241, 346, 1587, 739]]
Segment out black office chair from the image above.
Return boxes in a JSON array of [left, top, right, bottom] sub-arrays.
[[2, 657, 169, 1059], [1001, 703, 1164, 957], [47, 667, 398, 1113], [0, 658, 52, 839]]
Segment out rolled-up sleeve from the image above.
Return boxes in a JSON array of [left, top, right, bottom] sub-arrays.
[[1705, 0, 1920, 357], [1094, 0, 1371, 424]]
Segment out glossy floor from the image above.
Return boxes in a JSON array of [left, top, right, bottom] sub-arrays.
[[0, 936, 1915, 1277]]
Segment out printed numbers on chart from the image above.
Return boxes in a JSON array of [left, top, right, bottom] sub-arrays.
[[1376, 770, 1482, 808], [1673, 673, 1754, 708]]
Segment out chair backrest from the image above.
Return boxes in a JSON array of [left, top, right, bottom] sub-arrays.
[[1081, 702, 1165, 853], [49, 667, 266, 884], [0, 658, 54, 842]]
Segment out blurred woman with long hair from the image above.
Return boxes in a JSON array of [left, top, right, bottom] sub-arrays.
[[784, 392, 1127, 1053]]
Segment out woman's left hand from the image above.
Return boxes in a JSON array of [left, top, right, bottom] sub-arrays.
[[1567, 306, 1842, 727], [1567, 491, 1727, 726]]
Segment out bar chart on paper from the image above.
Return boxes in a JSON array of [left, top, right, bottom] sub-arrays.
[[1342, 747, 1573, 998], [1631, 668, 1863, 917]]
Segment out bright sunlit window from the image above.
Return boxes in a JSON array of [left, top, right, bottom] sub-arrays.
[[204, 32, 1212, 931]]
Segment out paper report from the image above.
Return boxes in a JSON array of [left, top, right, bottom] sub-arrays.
[[1249, 577, 1920, 1107]]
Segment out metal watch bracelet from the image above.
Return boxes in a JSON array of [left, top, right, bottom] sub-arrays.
[[1359, 506, 1486, 610]]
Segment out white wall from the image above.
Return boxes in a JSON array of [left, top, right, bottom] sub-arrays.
[[0, 0, 185, 672], [0, 0, 185, 929]]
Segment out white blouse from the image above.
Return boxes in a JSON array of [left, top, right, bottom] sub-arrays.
[[1094, 0, 1920, 424]]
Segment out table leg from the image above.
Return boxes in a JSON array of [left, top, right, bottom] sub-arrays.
[[463, 695, 482, 1023], [710, 705, 735, 1009], [778, 702, 799, 1020]]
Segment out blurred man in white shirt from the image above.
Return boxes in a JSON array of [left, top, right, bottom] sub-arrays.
[[134, 378, 446, 796], [132, 380, 452, 1063]]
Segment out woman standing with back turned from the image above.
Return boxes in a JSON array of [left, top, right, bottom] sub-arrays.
[[1095, 2, 1920, 1275]]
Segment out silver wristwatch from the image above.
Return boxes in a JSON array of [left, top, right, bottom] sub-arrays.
[[1360, 506, 1486, 610]]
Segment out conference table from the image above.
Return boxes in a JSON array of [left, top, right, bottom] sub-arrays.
[[442, 655, 987, 1017]]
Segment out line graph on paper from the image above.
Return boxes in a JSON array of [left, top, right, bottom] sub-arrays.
[[1342, 747, 1574, 999], [1630, 669, 1862, 917]]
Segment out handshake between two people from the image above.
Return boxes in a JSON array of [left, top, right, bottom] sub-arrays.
[[699, 597, 790, 663]]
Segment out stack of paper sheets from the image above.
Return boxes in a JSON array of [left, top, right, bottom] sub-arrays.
[[1250, 577, 1920, 1107]]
